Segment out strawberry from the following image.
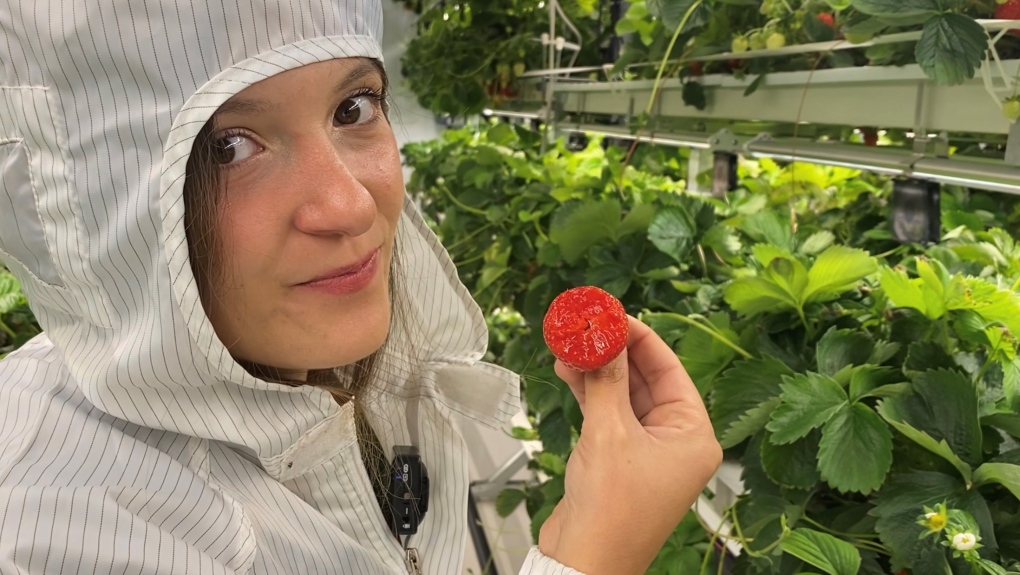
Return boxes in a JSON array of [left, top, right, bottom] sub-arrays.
[[766, 32, 787, 50], [861, 127, 879, 146], [996, 0, 1020, 37], [731, 36, 750, 53], [1004, 96, 1020, 122], [687, 61, 704, 77], [817, 13, 835, 27], [543, 286, 629, 372]]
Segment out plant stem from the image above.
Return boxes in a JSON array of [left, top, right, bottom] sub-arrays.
[[455, 252, 487, 267], [974, 355, 995, 387], [731, 508, 786, 558], [440, 185, 488, 216], [445, 223, 493, 252], [644, 0, 704, 118], [532, 219, 549, 242], [658, 312, 754, 359], [0, 318, 16, 340], [699, 510, 725, 575], [800, 516, 882, 541]]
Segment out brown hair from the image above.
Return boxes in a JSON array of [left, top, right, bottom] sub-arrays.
[[182, 58, 399, 525]]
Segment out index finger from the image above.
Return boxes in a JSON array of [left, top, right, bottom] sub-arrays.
[[626, 316, 703, 408]]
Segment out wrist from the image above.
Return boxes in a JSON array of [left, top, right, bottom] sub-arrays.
[[544, 522, 664, 575]]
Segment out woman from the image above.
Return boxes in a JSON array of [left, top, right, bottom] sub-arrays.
[[0, 1, 721, 573]]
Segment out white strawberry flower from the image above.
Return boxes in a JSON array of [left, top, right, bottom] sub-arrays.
[[952, 532, 978, 551]]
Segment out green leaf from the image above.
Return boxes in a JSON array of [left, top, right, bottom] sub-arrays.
[[872, 471, 964, 570], [799, 230, 836, 256], [549, 200, 622, 263], [711, 357, 794, 448], [538, 409, 573, 456], [974, 462, 1020, 501], [804, 246, 878, 303], [723, 397, 784, 452], [761, 431, 821, 490], [530, 502, 557, 543], [915, 14, 988, 86], [818, 403, 893, 494], [816, 328, 875, 376], [848, 365, 905, 401], [844, 17, 889, 42], [983, 412, 1020, 440], [702, 224, 742, 264], [752, 243, 790, 267], [904, 341, 956, 376], [911, 369, 983, 467], [649, 205, 699, 263], [0, 273, 23, 315], [724, 276, 800, 316], [762, 257, 810, 305], [742, 210, 791, 249], [880, 267, 930, 317], [678, 313, 739, 396], [859, 382, 912, 400], [495, 488, 528, 517], [878, 400, 973, 483], [781, 528, 862, 575], [646, 0, 708, 32], [767, 372, 848, 445], [618, 204, 657, 237], [585, 261, 633, 299], [681, 80, 706, 110], [851, 0, 939, 18]]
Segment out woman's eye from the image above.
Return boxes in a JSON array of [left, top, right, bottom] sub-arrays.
[[212, 134, 261, 166], [333, 95, 379, 127]]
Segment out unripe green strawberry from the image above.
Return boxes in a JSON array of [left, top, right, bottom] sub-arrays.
[[766, 32, 787, 50], [732, 36, 749, 53], [1004, 97, 1020, 122], [749, 31, 766, 50], [513, 62, 526, 77]]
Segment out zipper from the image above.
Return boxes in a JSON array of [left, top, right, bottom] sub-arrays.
[[404, 548, 422, 575]]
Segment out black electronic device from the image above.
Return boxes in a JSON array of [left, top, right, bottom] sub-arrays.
[[891, 179, 941, 244], [388, 446, 430, 537]]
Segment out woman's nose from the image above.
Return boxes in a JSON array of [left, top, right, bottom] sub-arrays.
[[291, 139, 377, 238]]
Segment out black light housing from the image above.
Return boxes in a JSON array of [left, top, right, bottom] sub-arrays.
[[712, 152, 738, 197], [891, 178, 941, 244]]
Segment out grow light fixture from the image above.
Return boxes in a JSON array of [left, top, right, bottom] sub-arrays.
[[712, 152, 737, 197], [891, 179, 941, 244]]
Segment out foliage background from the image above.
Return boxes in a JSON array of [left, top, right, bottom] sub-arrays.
[[403, 119, 1020, 575]]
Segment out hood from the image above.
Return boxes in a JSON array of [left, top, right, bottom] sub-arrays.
[[0, 0, 519, 467]]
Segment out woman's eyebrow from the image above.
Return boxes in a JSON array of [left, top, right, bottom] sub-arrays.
[[214, 60, 383, 118]]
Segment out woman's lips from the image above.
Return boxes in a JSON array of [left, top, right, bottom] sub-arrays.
[[296, 249, 380, 295]]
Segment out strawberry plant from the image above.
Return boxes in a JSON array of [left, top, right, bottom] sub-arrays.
[[405, 119, 1020, 574], [0, 265, 40, 359], [398, 0, 607, 117]]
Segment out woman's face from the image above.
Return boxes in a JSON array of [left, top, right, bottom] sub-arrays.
[[201, 58, 404, 378]]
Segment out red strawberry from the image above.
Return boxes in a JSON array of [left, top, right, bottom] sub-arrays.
[[861, 127, 879, 147], [687, 61, 704, 77], [817, 12, 835, 27], [996, 0, 1020, 37], [543, 286, 629, 372]]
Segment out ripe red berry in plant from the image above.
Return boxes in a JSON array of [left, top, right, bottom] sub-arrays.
[[996, 0, 1020, 37], [543, 286, 629, 372], [817, 12, 835, 27]]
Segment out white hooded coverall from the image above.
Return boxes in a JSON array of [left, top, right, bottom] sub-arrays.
[[0, 1, 583, 573]]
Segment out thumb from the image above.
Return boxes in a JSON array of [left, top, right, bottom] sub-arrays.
[[580, 347, 632, 424]]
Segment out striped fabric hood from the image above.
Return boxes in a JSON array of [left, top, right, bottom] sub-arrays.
[[0, 0, 519, 464]]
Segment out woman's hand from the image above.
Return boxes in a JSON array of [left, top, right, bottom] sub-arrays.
[[538, 315, 722, 575]]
